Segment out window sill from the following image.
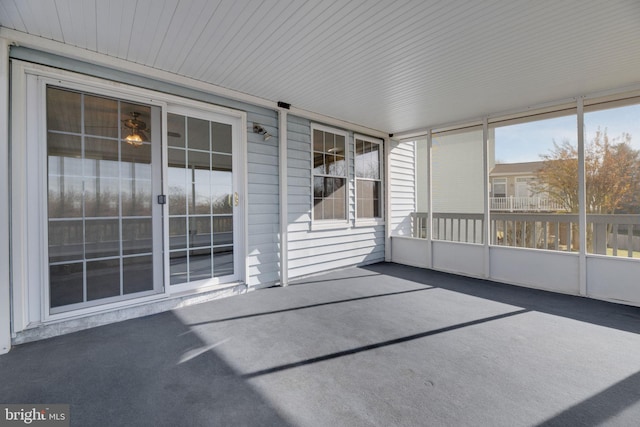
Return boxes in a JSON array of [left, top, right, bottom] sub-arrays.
[[354, 218, 385, 228], [311, 220, 351, 232]]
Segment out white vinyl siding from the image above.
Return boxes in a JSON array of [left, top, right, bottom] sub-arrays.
[[390, 140, 416, 236]]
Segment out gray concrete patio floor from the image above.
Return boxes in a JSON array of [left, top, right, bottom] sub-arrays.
[[2, 262, 640, 426]]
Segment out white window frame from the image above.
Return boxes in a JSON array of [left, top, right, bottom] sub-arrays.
[[311, 123, 350, 230], [492, 178, 507, 198], [354, 134, 384, 227]]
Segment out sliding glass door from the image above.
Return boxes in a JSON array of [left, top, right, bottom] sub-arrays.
[[46, 86, 164, 313]]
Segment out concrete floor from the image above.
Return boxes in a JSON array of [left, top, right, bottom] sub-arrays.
[[2, 262, 640, 426]]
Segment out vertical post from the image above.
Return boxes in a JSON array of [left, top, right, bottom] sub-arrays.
[[384, 137, 392, 261], [577, 98, 587, 295], [482, 119, 490, 278], [0, 38, 11, 354], [426, 131, 433, 268], [279, 110, 288, 286]]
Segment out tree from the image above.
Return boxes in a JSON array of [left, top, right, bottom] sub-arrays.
[[535, 128, 640, 214]]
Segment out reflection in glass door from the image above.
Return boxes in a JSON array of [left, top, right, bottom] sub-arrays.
[[46, 86, 162, 313], [167, 110, 236, 286]]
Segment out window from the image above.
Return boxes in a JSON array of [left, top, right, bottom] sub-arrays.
[[492, 178, 507, 198], [355, 135, 382, 219], [312, 125, 347, 222]]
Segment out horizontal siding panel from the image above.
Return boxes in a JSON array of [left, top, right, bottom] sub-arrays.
[[248, 173, 279, 185], [249, 183, 279, 195], [248, 204, 279, 215], [248, 193, 279, 204], [248, 223, 279, 235], [288, 158, 311, 170], [248, 213, 279, 225], [289, 238, 385, 260], [248, 152, 279, 166], [248, 241, 280, 255], [248, 252, 280, 266], [288, 251, 385, 278], [248, 233, 278, 246], [287, 140, 312, 152], [288, 168, 310, 179], [288, 245, 384, 270], [287, 186, 311, 196], [248, 271, 280, 287], [288, 232, 384, 249]]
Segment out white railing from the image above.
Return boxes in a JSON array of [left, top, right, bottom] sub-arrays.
[[410, 212, 639, 257], [490, 196, 566, 212]]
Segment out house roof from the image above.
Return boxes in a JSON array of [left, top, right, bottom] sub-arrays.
[[1, 1, 639, 135], [490, 161, 545, 176]]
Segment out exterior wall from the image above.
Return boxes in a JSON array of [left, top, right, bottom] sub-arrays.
[[286, 115, 385, 278], [389, 140, 416, 236], [245, 109, 280, 287]]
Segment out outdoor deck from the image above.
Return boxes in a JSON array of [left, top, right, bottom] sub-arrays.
[[2, 263, 640, 426]]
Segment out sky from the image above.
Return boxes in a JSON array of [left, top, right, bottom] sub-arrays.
[[495, 103, 640, 163]]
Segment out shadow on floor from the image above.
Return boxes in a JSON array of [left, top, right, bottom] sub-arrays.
[[0, 311, 292, 427], [362, 262, 640, 335]]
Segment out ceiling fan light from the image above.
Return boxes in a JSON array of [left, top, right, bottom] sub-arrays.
[[125, 132, 143, 146]]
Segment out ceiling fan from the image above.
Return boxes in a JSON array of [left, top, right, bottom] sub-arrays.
[[123, 112, 148, 147]]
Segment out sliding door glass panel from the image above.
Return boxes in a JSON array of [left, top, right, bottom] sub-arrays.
[[46, 86, 160, 312], [168, 112, 234, 285]]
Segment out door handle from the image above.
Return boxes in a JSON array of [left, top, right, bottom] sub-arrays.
[[234, 192, 239, 207]]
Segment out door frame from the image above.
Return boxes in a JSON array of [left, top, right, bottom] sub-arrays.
[[11, 61, 247, 329]]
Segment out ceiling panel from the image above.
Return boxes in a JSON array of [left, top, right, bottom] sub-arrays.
[[1, 0, 639, 134]]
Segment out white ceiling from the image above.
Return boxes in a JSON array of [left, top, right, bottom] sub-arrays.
[[1, 0, 640, 134]]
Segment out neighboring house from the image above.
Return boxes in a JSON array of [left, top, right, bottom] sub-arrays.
[[489, 161, 564, 212]]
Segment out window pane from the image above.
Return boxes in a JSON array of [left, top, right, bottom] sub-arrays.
[[86, 259, 120, 301], [213, 247, 234, 277], [187, 117, 210, 151], [490, 112, 578, 250], [212, 170, 233, 214], [189, 216, 211, 247], [189, 248, 212, 281], [355, 141, 380, 179], [50, 263, 84, 308], [433, 127, 484, 243], [168, 148, 187, 215], [357, 180, 380, 219], [49, 220, 84, 263], [168, 113, 186, 148], [211, 122, 232, 154], [213, 215, 233, 246], [47, 87, 81, 133], [122, 218, 153, 255], [123, 255, 153, 294], [169, 217, 188, 250], [585, 101, 640, 258], [188, 150, 211, 215], [85, 219, 120, 258], [170, 251, 188, 285], [85, 95, 118, 138]]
